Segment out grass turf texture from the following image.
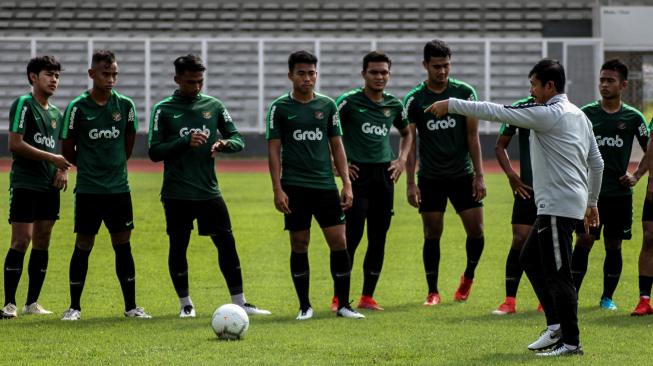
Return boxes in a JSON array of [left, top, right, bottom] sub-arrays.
[[1, 172, 652, 365]]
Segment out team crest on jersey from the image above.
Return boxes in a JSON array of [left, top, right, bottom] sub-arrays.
[[314, 111, 324, 120], [112, 112, 121, 122], [617, 121, 627, 130], [383, 109, 391, 117], [50, 120, 57, 129], [203, 111, 212, 119]]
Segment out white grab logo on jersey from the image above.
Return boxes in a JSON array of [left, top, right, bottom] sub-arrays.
[[293, 128, 323, 141], [33, 133, 55, 148], [426, 116, 456, 131], [362, 122, 388, 136], [595, 134, 623, 147], [89, 126, 120, 139], [179, 125, 210, 137]]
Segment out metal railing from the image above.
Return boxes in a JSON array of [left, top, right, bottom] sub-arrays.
[[0, 37, 603, 133]]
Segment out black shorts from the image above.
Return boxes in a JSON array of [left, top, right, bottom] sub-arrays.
[[163, 197, 232, 236], [75, 192, 134, 235], [643, 198, 653, 222], [512, 194, 537, 226], [418, 175, 483, 213], [8, 188, 60, 223], [351, 162, 394, 216], [575, 195, 632, 240], [283, 185, 345, 231]]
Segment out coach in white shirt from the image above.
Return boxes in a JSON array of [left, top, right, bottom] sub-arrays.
[[426, 59, 604, 357]]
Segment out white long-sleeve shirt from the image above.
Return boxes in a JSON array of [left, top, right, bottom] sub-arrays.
[[449, 94, 604, 220]]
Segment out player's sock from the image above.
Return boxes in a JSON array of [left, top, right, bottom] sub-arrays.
[[69, 246, 91, 311], [168, 231, 191, 298], [113, 243, 136, 312], [639, 275, 653, 297], [290, 251, 310, 309], [231, 293, 246, 307], [602, 248, 622, 299], [3, 248, 25, 305], [211, 231, 244, 295], [571, 245, 590, 292], [26, 249, 48, 305], [423, 238, 440, 294], [179, 296, 193, 308], [505, 248, 523, 297], [331, 249, 351, 309], [463, 236, 484, 279]]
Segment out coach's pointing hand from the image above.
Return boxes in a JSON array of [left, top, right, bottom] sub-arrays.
[[424, 99, 450, 118]]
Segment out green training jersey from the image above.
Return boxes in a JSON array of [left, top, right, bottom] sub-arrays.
[[582, 101, 649, 197], [336, 88, 408, 163], [266, 92, 342, 190], [8, 93, 62, 192], [498, 96, 535, 187], [149, 91, 244, 200], [61, 89, 138, 194], [403, 79, 478, 179]]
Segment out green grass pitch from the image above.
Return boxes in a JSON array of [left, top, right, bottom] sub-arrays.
[[1, 171, 652, 365]]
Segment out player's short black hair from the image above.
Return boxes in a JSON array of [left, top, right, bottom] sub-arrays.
[[26, 55, 61, 85], [529, 58, 566, 93], [601, 59, 628, 81], [423, 40, 451, 62], [173, 54, 206, 75], [91, 49, 116, 68], [363, 51, 391, 71], [288, 50, 317, 72]]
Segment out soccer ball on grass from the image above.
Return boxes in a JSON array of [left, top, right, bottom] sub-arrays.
[[211, 304, 249, 340]]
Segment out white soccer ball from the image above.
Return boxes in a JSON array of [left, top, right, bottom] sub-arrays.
[[211, 304, 249, 340]]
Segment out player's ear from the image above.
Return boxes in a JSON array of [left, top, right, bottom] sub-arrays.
[[174, 75, 180, 85], [287, 71, 293, 81], [28, 72, 37, 85]]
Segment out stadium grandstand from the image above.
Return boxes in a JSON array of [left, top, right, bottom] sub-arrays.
[[0, 0, 651, 156]]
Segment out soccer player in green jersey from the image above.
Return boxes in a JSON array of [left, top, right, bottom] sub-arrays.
[[568, 59, 649, 312], [267, 51, 364, 320], [331, 51, 413, 312], [492, 97, 540, 315], [148, 54, 270, 318], [59, 50, 150, 321], [1, 56, 71, 319], [404, 40, 486, 305]]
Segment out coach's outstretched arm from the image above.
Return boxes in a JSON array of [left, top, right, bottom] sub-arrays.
[[426, 98, 557, 132]]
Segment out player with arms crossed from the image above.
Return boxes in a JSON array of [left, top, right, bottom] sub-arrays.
[[1, 56, 71, 319], [267, 51, 364, 320], [571, 59, 649, 311], [492, 96, 539, 315], [426, 59, 604, 357], [60, 50, 150, 321], [148, 54, 270, 318], [332, 51, 413, 311], [404, 39, 486, 305]]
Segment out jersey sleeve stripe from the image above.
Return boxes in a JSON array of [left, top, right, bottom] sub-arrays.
[[61, 94, 88, 139], [10, 96, 29, 133]]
